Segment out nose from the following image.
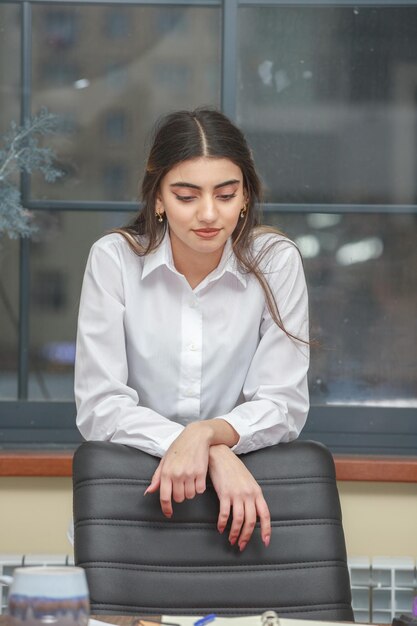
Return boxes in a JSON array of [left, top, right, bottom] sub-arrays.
[[197, 197, 218, 223]]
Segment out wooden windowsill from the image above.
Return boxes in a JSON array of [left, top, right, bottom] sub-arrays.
[[334, 456, 417, 482], [0, 451, 73, 477], [0, 450, 417, 482]]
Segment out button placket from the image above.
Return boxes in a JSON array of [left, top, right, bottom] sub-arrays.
[[177, 293, 202, 420]]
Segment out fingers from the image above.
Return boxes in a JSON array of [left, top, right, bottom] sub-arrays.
[[172, 479, 185, 503], [185, 475, 206, 499], [238, 499, 257, 552], [217, 496, 231, 534], [159, 474, 173, 518], [195, 474, 206, 495], [184, 476, 206, 499], [256, 494, 272, 547], [229, 496, 271, 551], [172, 472, 206, 502], [146, 450, 271, 551], [228, 499, 244, 546], [184, 478, 196, 500], [145, 461, 175, 518], [147, 467, 206, 519], [144, 463, 162, 495]]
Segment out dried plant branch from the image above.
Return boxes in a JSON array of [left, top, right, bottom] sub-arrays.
[[0, 108, 63, 239]]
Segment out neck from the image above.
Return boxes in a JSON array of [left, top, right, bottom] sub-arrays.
[[175, 250, 223, 289], [170, 238, 225, 289]]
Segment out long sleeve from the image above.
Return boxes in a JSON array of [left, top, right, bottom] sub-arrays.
[[74, 240, 184, 458], [215, 243, 309, 454]]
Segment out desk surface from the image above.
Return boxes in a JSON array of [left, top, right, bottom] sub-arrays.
[[0, 616, 365, 626], [0, 617, 155, 626]]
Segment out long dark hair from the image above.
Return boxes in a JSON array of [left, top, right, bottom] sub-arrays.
[[114, 108, 304, 342]]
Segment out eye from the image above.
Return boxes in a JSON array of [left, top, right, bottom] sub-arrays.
[[218, 193, 237, 201], [175, 194, 196, 202]]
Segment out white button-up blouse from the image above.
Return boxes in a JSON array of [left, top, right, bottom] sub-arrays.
[[74, 229, 310, 458]]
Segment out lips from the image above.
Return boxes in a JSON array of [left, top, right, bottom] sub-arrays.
[[193, 228, 221, 239]]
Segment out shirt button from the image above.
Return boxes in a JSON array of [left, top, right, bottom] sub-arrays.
[[185, 388, 193, 396], [189, 343, 197, 351], [189, 300, 197, 309]]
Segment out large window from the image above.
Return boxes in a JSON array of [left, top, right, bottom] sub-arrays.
[[0, 1, 416, 454]]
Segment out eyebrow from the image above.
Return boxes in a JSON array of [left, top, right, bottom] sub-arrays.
[[169, 179, 240, 190]]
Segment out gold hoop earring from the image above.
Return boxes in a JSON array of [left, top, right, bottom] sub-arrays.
[[155, 212, 164, 223], [240, 202, 248, 219]]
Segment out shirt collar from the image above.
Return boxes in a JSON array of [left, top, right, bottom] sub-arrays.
[[141, 229, 177, 279], [141, 229, 247, 288]]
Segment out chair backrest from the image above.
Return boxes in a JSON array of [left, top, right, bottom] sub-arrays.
[[73, 440, 353, 620]]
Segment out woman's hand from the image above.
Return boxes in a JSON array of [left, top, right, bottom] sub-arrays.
[[145, 419, 240, 518], [208, 444, 271, 552], [144, 422, 213, 517]]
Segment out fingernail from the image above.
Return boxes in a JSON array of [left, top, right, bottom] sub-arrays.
[[143, 488, 149, 496], [229, 537, 236, 546], [263, 535, 270, 547], [239, 542, 247, 552], [218, 526, 224, 534]]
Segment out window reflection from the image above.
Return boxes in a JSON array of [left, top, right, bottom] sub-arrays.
[[31, 4, 221, 202], [105, 62, 129, 90], [27, 211, 133, 400], [265, 212, 417, 407], [103, 9, 129, 39], [103, 164, 129, 200], [0, 237, 19, 399], [0, 207, 409, 407], [41, 61, 80, 86], [44, 10, 77, 48], [1, 2, 415, 415], [0, 3, 20, 399], [0, 3, 20, 136], [103, 110, 127, 143], [32, 269, 67, 312], [239, 6, 417, 205]]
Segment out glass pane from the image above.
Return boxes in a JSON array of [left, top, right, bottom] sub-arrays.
[[263, 211, 417, 407], [31, 4, 221, 202], [0, 3, 20, 135], [0, 3, 20, 399], [239, 7, 417, 205], [28, 210, 133, 400], [0, 237, 19, 399]]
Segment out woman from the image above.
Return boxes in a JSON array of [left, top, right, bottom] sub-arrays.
[[74, 108, 309, 553]]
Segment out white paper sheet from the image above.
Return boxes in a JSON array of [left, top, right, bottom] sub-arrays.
[[161, 616, 350, 626]]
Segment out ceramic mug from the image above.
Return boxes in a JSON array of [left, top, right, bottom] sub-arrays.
[[0, 566, 89, 626]]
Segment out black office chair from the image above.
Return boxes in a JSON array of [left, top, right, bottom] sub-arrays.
[[73, 440, 353, 620]]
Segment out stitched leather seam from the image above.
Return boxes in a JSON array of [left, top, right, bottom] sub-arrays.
[[74, 519, 342, 528], [74, 476, 335, 490], [75, 479, 149, 489], [90, 603, 352, 614], [78, 561, 348, 572]]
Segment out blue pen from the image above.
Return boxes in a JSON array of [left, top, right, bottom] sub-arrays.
[[194, 614, 217, 626]]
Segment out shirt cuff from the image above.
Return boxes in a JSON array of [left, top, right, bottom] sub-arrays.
[[212, 413, 255, 455], [109, 421, 185, 458]]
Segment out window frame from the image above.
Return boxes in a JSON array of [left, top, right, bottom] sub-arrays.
[[2, 0, 417, 455]]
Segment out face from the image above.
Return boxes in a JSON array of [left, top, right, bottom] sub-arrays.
[[156, 157, 246, 272]]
